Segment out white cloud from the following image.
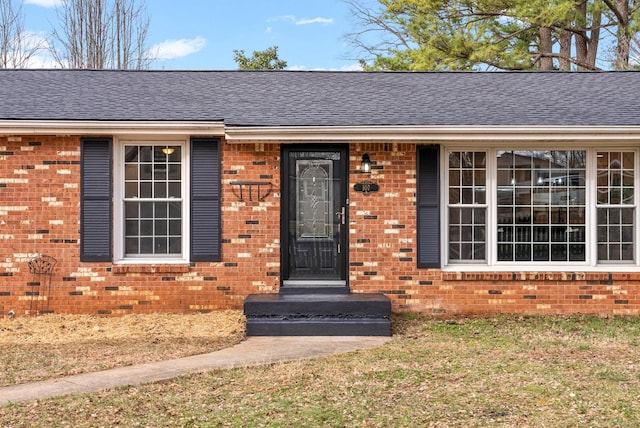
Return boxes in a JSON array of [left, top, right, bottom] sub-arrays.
[[288, 63, 363, 71], [267, 15, 334, 26], [295, 17, 334, 26], [267, 15, 296, 23], [24, 0, 63, 7], [339, 63, 364, 71], [150, 37, 207, 61]]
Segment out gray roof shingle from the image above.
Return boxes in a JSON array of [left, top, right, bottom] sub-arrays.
[[0, 69, 638, 127]]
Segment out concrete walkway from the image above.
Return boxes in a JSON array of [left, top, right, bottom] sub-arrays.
[[0, 336, 390, 406]]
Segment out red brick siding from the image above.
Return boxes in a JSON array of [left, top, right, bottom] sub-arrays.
[[1, 137, 639, 316]]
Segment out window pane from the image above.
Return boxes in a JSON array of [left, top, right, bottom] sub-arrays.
[[169, 202, 181, 218], [155, 202, 167, 217], [449, 188, 460, 204], [168, 164, 181, 180], [449, 243, 460, 260], [125, 164, 138, 180], [154, 182, 167, 198], [140, 237, 153, 254], [169, 220, 181, 235], [168, 182, 181, 198], [449, 225, 460, 241], [139, 146, 152, 162], [140, 164, 152, 180], [154, 164, 167, 180], [140, 182, 152, 198], [125, 202, 138, 218], [125, 146, 138, 162], [125, 182, 138, 198], [125, 220, 138, 235], [155, 220, 167, 235], [126, 238, 138, 254], [169, 237, 182, 253], [449, 152, 460, 168], [155, 238, 167, 254], [140, 202, 153, 218], [140, 220, 153, 235]]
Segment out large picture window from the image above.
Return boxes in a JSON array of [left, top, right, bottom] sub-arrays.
[[496, 150, 586, 262], [445, 148, 637, 268]]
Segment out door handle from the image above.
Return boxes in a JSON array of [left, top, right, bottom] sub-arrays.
[[335, 206, 346, 225]]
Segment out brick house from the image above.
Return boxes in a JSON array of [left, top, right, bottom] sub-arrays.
[[2, 69, 640, 321]]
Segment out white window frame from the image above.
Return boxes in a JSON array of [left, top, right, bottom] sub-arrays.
[[113, 137, 190, 264], [442, 145, 640, 272]]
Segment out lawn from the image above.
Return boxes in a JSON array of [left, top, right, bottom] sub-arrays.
[[1, 313, 640, 427]]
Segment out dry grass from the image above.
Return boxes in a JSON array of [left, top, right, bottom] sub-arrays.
[[0, 310, 245, 386], [2, 313, 640, 427]]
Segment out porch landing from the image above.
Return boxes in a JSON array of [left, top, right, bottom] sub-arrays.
[[243, 293, 392, 336]]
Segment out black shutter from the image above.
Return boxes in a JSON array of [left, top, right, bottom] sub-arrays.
[[80, 138, 112, 262], [191, 138, 221, 261], [417, 146, 440, 268]]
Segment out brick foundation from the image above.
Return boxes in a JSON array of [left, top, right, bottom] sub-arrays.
[[1, 136, 639, 316]]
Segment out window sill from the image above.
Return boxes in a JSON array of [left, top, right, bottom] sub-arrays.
[[442, 271, 640, 282], [112, 264, 190, 274]]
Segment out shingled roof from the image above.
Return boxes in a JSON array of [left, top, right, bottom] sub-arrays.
[[1, 69, 639, 127]]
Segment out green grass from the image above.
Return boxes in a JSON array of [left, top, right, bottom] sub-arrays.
[[2, 314, 640, 427]]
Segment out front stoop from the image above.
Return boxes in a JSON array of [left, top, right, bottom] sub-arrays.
[[243, 293, 392, 336]]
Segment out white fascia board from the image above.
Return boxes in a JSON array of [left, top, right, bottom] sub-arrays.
[[0, 120, 225, 136], [224, 125, 640, 143]]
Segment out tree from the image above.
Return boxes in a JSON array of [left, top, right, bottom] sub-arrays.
[[233, 46, 287, 70], [0, 0, 42, 68], [49, 0, 152, 69], [346, 0, 640, 71]]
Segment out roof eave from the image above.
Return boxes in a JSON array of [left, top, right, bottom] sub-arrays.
[[0, 120, 225, 136], [224, 125, 640, 143], [2, 122, 640, 143]]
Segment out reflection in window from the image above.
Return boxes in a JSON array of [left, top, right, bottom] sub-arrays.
[[597, 151, 635, 262], [496, 150, 586, 262], [124, 145, 182, 256], [448, 151, 486, 261]]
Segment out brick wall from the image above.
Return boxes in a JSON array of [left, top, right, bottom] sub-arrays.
[[1, 136, 639, 316]]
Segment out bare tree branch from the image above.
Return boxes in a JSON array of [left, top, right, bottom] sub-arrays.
[[49, 0, 152, 69], [0, 0, 44, 68]]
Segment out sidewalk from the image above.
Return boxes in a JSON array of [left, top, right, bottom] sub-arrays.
[[0, 336, 390, 406]]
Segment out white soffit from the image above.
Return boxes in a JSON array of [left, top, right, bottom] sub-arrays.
[[224, 125, 640, 144], [0, 120, 225, 136], [3, 122, 640, 144]]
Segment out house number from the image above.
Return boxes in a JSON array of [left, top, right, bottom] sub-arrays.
[[354, 181, 379, 195]]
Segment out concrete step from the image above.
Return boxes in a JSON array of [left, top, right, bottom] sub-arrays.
[[244, 293, 391, 336]]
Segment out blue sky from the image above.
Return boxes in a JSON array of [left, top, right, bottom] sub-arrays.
[[21, 0, 367, 70]]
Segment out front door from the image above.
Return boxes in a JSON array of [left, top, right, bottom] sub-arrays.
[[281, 146, 348, 287]]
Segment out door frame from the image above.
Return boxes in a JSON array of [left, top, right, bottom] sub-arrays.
[[280, 144, 349, 287]]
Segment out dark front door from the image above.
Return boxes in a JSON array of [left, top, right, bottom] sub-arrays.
[[282, 146, 348, 286]]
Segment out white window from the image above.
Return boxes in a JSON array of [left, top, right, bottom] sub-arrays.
[[447, 151, 487, 262], [597, 151, 635, 262], [114, 140, 188, 262], [444, 148, 637, 269]]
